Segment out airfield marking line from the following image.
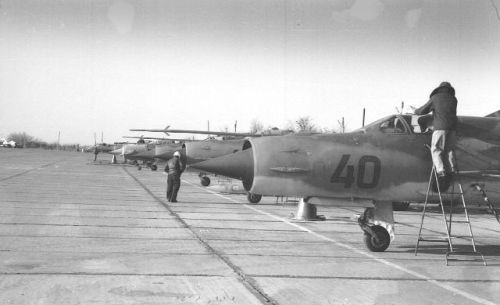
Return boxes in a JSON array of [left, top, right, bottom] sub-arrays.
[[185, 180, 497, 305]]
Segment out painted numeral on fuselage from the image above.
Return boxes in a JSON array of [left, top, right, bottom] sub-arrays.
[[330, 154, 355, 188], [330, 154, 381, 188]]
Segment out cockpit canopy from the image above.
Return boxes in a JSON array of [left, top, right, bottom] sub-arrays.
[[360, 114, 433, 135]]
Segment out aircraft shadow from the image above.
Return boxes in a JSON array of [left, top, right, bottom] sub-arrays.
[[398, 244, 500, 259]]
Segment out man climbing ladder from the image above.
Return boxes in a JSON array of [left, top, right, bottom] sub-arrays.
[[414, 81, 458, 178]]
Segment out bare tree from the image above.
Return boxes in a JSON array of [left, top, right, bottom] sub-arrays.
[[249, 119, 264, 134], [7, 132, 36, 148], [295, 116, 317, 132]]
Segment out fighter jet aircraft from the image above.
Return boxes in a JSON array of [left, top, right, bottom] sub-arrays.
[[104, 138, 151, 168], [190, 113, 500, 252], [120, 136, 191, 170], [129, 126, 297, 191]]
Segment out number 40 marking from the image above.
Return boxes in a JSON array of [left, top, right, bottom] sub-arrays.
[[330, 154, 381, 188]]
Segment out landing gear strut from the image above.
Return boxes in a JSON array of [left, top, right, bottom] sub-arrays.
[[358, 208, 390, 252]]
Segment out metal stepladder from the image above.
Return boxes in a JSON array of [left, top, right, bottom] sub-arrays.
[[414, 162, 486, 266]]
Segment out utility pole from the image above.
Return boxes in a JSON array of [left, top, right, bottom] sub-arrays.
[[57, 131, 60, 150], [337, 117, 345, 133], [362, 108, 366, 128]]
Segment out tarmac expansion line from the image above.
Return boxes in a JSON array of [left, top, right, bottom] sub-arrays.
[[122, 166, 279, 305], [0, 161, 60, 182]]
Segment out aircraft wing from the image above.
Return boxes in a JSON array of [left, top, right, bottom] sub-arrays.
[[458, 170, 500, 181], [485, 110, 500, 118], [123, 136, 197, 142], [130, 128, 261, 137]]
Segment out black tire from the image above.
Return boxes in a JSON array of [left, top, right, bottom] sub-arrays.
[[392, 201, 410, 211], [151, 165, 158, 171], [247, 193, 262, 204], [137, 166, 142, 171], [200, 176, 210, 186], [364, 225, 390, 252]]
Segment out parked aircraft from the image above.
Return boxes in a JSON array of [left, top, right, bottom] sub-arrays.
[[129, 126, 297, 194], [190, 113, 500, 252], [123, 136, 204, 170], [93, 143, 116, 153]]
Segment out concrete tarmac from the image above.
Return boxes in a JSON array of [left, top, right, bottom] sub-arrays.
[[1, 149, 499, 305]]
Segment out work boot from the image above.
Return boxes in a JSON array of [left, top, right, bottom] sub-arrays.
[[431, 174, 451, 193]]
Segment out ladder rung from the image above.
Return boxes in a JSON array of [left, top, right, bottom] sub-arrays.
[[446, 220, 471, 224], [418, 237, 450, 243], [448, 235, 473, 239], [446, 251, 487, 266], [446, 251, 483, 256]]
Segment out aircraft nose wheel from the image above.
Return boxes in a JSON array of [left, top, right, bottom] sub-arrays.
[[200, 176, 210, 186], [358, 208, 390, 252], [150, 165, 158, 171], [246, 193, 262, 204], [363, 225, 390, 252]]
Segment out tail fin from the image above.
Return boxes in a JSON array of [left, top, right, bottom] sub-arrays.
[[486, 110, 500, 118]]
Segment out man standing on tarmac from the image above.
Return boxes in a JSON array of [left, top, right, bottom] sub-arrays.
[[165, 151, 184, 202], [414, 81, 458, 177], [93, 146, 99, 162]]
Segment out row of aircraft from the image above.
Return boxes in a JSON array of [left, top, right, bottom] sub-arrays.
[[129, 126, 302, 199], [129, 111, 500, 252], [94, 136, 191, 170]]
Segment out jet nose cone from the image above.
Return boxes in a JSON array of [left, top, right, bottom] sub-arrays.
[[110, 148, 122, 155], [154, 148, 173, 159], [191, 148, 254, 188], [123, 147, 135, 155]]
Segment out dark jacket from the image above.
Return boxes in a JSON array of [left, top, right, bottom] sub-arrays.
[[164, 157, 184, 175], [414, 82, 458, 130]]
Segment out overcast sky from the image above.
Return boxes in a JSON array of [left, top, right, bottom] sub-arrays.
[[1, 0, 499, 145]]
